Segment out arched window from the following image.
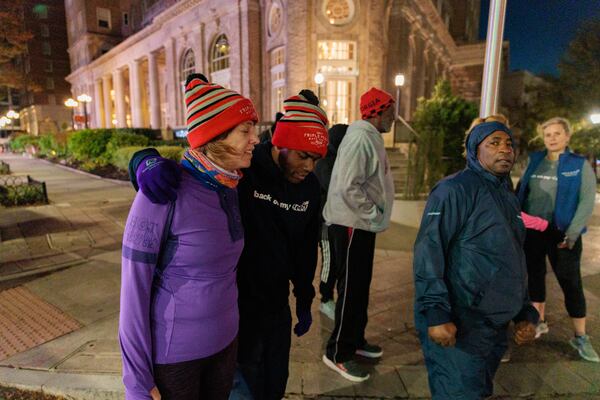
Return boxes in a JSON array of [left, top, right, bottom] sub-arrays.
[[180, 49, 196, 84], [210, 34, 230, 73]]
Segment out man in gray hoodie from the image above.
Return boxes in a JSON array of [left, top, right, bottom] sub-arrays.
[[321, 88, 396, 382]]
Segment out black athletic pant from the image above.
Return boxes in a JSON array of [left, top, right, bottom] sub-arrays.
[[153, 337, 238, 400], [524, 228, 586, 318], [319, 224, 337, 302], [326, 224, 376, 363], [237, 307, 292, 400]]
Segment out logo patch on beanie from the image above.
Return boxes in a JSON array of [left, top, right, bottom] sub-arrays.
[[303, 132, 327, 148], [360, 98, 381, 112]]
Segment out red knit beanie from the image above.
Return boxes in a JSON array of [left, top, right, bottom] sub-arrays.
[[359, 87, 395, 120], [272, 93, 329, 157], [185, 74, 258, 148]]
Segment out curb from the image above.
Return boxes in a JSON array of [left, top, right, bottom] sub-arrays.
[[0, 367, 123, 400], [36, 158, 131, 187], [0, 258, 87, 282]]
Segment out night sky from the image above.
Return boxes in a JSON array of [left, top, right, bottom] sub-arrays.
[[479, 0, 600, 75]]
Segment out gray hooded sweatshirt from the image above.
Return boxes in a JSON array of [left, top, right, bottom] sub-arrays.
[[322, 119, 395, 232]]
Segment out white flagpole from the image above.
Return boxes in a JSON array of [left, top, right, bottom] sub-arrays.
[[480, 0, 507, 117]]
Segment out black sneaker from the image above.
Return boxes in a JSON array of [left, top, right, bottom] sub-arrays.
[[355, 342, 383, 358], [322, 354, 370, 382]]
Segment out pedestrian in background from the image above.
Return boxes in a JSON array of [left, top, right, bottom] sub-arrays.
[[413, 115, 538, 399], [517, 116, 598, 362], [313, 123, 349, 320], [119, 74, 259, 399], [322, 88, 396, 382]]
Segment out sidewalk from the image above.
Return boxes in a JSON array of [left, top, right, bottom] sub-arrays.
[[1, 153, 600, 399]]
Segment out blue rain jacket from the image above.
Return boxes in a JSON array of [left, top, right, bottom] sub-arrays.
[[413, 123, 538, 350]]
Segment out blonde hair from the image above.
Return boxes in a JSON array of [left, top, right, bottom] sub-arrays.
[[462, 114, 510, 157], [537, 117, 571, 137]]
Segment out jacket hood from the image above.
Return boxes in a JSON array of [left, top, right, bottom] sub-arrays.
[[465, 121, 514, 186], [326, 124, 349, 157]]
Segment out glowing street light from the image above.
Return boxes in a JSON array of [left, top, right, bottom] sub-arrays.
[[394, 73, 405, 122], [65, 98, 78, 130], [6, 110, 19, 119], [590, 113, 600, 125], [314, 73, 324, 101], [76, 94, 92, 129]]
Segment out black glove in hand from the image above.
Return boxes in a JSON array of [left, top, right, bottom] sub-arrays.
[[293, 307, 312, 337]]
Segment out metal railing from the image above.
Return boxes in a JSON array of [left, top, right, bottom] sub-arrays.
[[0, 175, 48, 207]]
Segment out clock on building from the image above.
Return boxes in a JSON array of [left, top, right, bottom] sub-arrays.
[[322, 0, 355, 26]]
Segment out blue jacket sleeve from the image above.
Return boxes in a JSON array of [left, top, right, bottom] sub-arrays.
[[413, 181, 466, 327], [119, 192, 170, 399]]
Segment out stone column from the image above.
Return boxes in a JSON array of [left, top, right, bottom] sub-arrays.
[[129, 60, 144, 127], [164, 38, 178, 128], [93, 79, 104, 128], [102, 75, 112, 127], [113, 69, 127, 128], [148, 51, 161, 129]]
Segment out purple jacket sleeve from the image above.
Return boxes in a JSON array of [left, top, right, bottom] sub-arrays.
[[119, 192, 170, 399]]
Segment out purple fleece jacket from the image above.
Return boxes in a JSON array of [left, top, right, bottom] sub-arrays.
[[119, 171, 243, 399]]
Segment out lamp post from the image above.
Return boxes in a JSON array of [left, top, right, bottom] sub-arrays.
[[590, 113, 600, 125], [394, 73, 405, 121], [314, 73, 324, 102], [76, 94, 92, 129], [65, 98, 78, 130], [393, 73, 406, 149]]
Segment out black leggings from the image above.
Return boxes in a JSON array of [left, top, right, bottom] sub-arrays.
[[524, 228, 586, 318], [153, 337, 238, 400]]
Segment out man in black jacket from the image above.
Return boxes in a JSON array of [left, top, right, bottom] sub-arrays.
[[413, 116, 538, 399], [128, 89, 328, 400]]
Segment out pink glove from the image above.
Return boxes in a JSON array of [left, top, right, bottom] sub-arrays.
[[521, 212, 549, 232]]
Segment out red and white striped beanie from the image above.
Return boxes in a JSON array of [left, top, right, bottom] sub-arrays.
[[185, 74, 258, 148], [272, 93, 329, 157]]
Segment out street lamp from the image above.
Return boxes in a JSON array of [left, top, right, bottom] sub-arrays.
[[394, 73, 405, 121], [76, 94, 92, 129], [65, 98, 78, 130], [314, 73, 324, 101], [590, 113, 600, 125], [6, 110, 19, 119]]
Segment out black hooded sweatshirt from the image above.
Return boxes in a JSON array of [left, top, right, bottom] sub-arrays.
[[237, 141, 320, 318]]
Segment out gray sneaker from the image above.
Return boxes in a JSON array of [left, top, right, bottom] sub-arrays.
[[322, 354, 370, 382], [535, 320, 549, 339], [569, 335, 600, 363], [319, 300, 335, 320]]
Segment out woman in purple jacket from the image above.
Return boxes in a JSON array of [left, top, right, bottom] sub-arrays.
[[119, 74, 259, 400]]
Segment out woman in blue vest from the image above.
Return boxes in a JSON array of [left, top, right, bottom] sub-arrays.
[[517, 117, 598, 362]]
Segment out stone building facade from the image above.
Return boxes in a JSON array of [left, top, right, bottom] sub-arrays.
[[65, 0, 485, 138]]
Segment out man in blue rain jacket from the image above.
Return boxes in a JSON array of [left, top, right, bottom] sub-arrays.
[[413, 116, 539, 400]]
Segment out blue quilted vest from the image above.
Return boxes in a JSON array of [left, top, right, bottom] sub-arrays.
[[517, 149, 585, 232]]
